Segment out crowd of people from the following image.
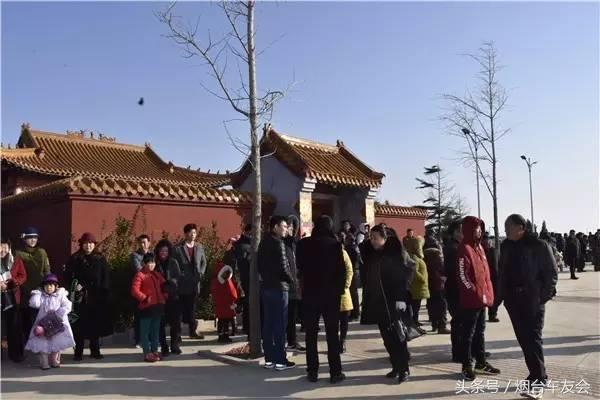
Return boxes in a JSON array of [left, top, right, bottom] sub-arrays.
[[1, 217, 598, 399]]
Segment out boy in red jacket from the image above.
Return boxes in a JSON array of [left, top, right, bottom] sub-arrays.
[[456, 216, 500, 381], [131, 253, 167, 362], [210, 262, 238, 343]]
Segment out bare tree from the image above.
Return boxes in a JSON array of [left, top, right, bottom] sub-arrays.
[[158, 1, 285, 358], [442, 42, 510, 250]]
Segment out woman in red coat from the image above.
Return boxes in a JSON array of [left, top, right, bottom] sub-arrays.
[[131, 254, 167, 362], [1, 237, 27, 362], [210, 262, 238, 343], [456, 216, 500, 381]]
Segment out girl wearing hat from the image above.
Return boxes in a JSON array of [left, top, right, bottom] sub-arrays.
[[24, 273, 75, 370], [63, 232, 113, 361]]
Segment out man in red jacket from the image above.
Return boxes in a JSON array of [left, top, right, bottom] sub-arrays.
[[456, 216, 501, 381]]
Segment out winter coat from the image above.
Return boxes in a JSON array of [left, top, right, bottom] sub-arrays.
[[360, 238, 413, 325], [25, 287, 75, 354], [16, 247, 50, 303], [131, 267, 167, 312], [258, 234, 293, 292], [156, 257, 182, 303], [340, 249, 354, 312], [456, 216, 494, 309], [404, 236, 430, 300], [284, 236, 301, 300], [1, 254, 27, 305], [173, 242, 207, 295], [63, 250, 113, 338], [565, 237, 580, 263], [210, 263, 239, 319], [443, 238, 461, 305], [296, 234, 345, 307], [423, 247, 445, 292], [129, 249, 152, 274], [233, 234, 252, 293], [497, 233, 558, 312]]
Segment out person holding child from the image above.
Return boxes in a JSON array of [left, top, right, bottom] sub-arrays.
[[24, 273, 75, 370], [131, 253, 168, 362]]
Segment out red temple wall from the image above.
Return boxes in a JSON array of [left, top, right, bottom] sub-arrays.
[[69, 198, 251, 253], [374, 215, 425, 238]]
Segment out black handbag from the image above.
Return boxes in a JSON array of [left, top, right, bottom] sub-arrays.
[[379, 275, 408, 343], [401, 310, 424, 342], [37, 311, 66, 338]]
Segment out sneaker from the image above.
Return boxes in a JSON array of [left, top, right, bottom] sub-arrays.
[[307, 372, 318, 383], [475, 362, 500, 375], [263, 361, 275, 369], [437, 327, 451, 334], [73, 354, 83, 362], [488, 317, 500, 323], [90, 353, 104, 360], [462, 366, 476, 381], [152, 352, 162, 361], [275, 360, 296, 371], [171, 346, 182, 355], [398, 370, 410, 384], [520, 389, 544, 399], [293, 343, 306, 352], [161, 347, 170, 357], [386, 369, 399, 378], [144, 353, 159, 363], [330, 373, 346, 384]]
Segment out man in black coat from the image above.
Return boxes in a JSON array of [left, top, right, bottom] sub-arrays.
[[296, 215, 346, 384], [498, 214, 557, 398], [234, 224, 252, 336], [258, 216, 295, 371], [443, 220, 463, 362], [565, 230, 580, 280]]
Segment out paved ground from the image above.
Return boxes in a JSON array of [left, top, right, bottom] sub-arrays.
[[1, 268, 599, 399]]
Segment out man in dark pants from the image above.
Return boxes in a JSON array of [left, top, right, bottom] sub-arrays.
[[456, 216, 500, 381], [565, 230, 580, 280], [285, 215, 305, 351], [258, 216, 295, 371], [129, 234, 152, 347], [234, 224, 252, 337], [173, 224, 207, 339], [482, 232, 500, 323], [498, 214, 557, 400], [443, 221, 463, 362], [297, 215, 346, 384]]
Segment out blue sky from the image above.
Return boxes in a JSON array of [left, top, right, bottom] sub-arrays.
[[2, 1, 599, 233]]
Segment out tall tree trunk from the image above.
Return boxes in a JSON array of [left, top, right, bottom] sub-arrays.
[[246, 0, 262, 358]]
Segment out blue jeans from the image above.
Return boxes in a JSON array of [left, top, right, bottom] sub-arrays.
[[261, 288, 288, 364], [139, 316, 161, 355]]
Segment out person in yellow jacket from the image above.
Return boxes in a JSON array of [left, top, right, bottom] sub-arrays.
[[404, 236, 430, 329], [339, 232, 354, 354]]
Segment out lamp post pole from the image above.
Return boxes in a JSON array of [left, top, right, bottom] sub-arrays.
[[521, 155, 538, 232]]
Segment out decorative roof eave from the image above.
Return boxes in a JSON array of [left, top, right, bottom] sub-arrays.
[[231, 127, 384, 189], [375, 204, 429, 218], [1, 175, 273, 209], [1, 158, 232, 188]]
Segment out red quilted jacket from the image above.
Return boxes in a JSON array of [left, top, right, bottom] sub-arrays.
[[456, 216, 494, 309], [131, 267, 167, 310]]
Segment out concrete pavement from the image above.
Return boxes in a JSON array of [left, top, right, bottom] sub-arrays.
[[1, 268, 598, 399]]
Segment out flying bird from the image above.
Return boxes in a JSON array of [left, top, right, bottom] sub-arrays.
[[138, 97, 144, 106]]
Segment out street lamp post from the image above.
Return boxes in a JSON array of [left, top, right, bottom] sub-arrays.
[[462, 128, 481, 219], [521, 155, 538, 232]]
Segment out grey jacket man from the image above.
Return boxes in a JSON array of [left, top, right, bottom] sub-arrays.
[[173, 242, 207, 295]]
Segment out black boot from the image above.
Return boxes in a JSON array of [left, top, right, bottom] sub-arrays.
[[171, 341, 182, 355]]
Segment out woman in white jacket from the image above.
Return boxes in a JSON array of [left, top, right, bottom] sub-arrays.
[[25, 273, 75, 370]]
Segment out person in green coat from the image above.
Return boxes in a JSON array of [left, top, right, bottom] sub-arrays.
[[15, 227, 51, 344], [404, 236, 430, 327]]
